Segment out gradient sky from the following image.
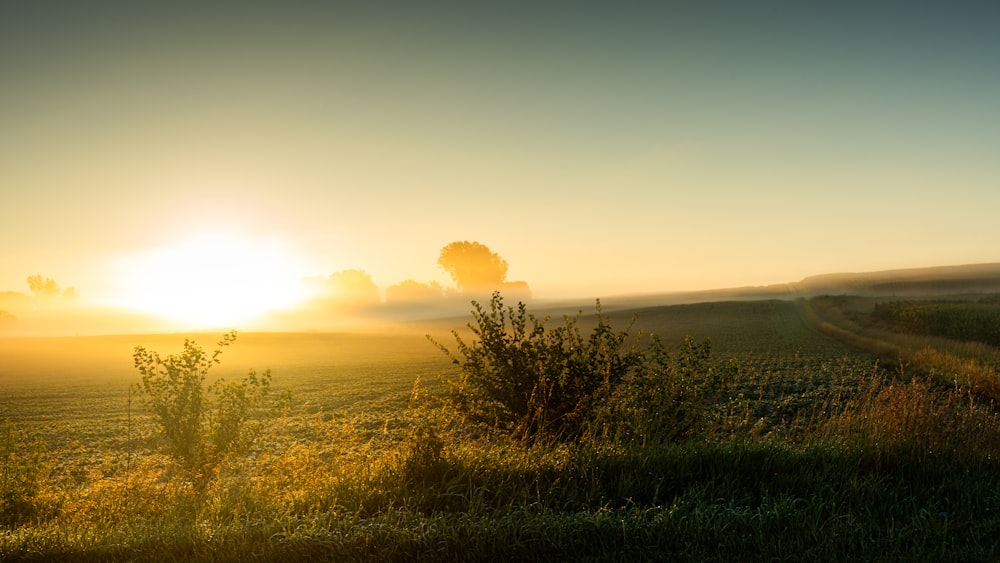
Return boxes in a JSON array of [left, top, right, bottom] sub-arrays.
[[3, 1, 999, 308]]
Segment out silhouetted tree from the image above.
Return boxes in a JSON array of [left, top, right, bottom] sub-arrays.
[[500, 280, 531, 301], [26, 275, 60, 300], [26, 275, 76, 306], [437, 241, 511, 292], [304, 269, 379, 306]]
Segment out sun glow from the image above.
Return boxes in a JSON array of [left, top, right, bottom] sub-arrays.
[[110, 232, 314, 328]]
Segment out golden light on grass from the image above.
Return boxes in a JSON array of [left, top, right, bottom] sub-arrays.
[[110, 231, 314, 328]]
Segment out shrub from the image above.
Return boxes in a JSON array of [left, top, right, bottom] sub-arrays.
[[430, 292, 643, 441], [594, 335, 730, 445], [133, 331, 272, 476]]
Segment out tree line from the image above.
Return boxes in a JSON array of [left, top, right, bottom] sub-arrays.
[[302, 240, 530, 308]]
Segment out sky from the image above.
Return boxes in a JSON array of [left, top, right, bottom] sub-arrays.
[[2, 1, 999, 327]]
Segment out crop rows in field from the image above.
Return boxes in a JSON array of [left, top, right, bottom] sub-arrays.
[[0, 298, 885, 486], [604, 300, 854, 354], [0, 331, 456, 473], [0, 300, 879, 451]]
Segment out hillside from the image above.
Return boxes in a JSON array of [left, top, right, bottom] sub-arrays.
[[793, 262, 1000, 296], [588, 262, 1000, 312]]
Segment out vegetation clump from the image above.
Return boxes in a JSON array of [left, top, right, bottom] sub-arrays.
[[133, 331, 272, 477], [429, 292, 725, 443]]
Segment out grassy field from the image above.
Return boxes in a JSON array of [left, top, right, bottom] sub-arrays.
[[4, 297, 1000, 560]]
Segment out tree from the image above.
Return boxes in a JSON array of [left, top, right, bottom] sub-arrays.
[[328, 269, 379, 303], [26, 275, 61, 301], [305, 269, 379, 306], [25, 275, 76, 305], [437, 241, 510, 292]]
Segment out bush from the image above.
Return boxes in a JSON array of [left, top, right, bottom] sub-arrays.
[[594, 335, 730, 445], [133, 331, 272, 476], [430, 292, 727, 443], [430, 292, 642, 441]]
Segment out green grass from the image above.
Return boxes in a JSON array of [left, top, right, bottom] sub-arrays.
[[4, 299, 1000, 560]]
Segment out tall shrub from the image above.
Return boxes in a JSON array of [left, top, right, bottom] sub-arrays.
[[133, 331, 271, 474], [431, 293, 730, 444], [430, 292, 643, 440]]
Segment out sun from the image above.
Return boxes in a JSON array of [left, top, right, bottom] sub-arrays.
[[111, 231, 313, 328]]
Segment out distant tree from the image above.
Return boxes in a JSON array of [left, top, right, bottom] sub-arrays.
[[26, 275, 60, 300], [385, 279, 445, 303], [329, 269, 379, 303], [25, 275, 76, 305], [500, 280, 531, 301], [437, 241, 511, 293], [305, 269, 379, 306], [60, 287, 78, 303]]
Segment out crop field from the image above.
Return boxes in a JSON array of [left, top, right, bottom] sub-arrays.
[[4, 297, 1000, 560], [0, 300, 869, 447]]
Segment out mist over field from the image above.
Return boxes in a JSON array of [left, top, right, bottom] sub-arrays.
[[4, 261, 1000, 337]]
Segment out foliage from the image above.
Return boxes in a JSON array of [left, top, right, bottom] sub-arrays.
[[429, 292, 644, 440], [133, 331, 272, 474], [429, 292, 730, 443], [25, 275, 75, 305], [317, 269, 379, 304], [594, 335, 732, 445], [25, 275, 60, 299], [437, 241, 510, 292]]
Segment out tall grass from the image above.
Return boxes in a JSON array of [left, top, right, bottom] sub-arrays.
[[6, 353, 1000, 561]]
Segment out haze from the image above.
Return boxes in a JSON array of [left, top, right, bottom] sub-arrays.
[[2, 2, 998, 334]]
